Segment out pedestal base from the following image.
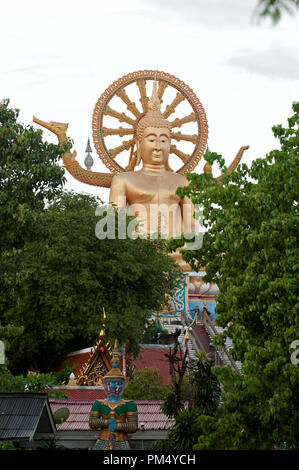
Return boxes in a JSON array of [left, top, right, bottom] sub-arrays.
[[170, 249, 192, 272]]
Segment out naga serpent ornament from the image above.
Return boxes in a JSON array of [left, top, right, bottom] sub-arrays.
[[33, 70, 249, 186]]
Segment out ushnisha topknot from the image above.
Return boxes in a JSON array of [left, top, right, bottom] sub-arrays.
[[135, 80, 171, 142]]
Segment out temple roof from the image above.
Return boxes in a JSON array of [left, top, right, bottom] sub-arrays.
[[49, 399, 174, 431], [53, 345, 172, 386], [54, 311, 115, 386]]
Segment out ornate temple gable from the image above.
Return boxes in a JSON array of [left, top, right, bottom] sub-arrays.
[[75, 312, 112, 386]]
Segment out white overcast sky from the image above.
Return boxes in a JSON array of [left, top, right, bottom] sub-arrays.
[[1, 0, 298, 202]]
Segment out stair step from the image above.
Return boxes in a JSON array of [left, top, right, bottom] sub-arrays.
[[159, 315, 242, 373]]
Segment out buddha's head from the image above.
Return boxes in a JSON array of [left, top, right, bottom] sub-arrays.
[[135, 81, 172, 168]]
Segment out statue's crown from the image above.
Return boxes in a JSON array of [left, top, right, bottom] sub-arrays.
[[103, 341, 124, 380], [136, 80, 171, 140]]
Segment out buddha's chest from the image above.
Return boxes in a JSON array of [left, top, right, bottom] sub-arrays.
[[125, 176, 181, 206]]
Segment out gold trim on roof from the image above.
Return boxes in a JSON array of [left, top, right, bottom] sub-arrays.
[[76, 309, 112, 386]]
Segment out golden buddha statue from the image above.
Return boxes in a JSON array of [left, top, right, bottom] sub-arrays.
[[33, 70, 248, 272], [109, 80, 197, 245]]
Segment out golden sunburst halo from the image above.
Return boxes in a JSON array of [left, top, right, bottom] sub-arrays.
[[92, 70, 209, 175]]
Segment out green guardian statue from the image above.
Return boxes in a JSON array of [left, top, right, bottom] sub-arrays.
[[89, 343, 138, 450]]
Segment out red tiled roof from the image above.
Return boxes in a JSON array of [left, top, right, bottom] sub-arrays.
[[136, 400, 174, 430], [55, 388, 106, 401], [49, 399, 173, 431]]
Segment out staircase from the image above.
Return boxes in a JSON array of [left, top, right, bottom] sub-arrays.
[[159, 313, 242, 374], [165, 322, 198, 363], [200, 317, 242, 374]]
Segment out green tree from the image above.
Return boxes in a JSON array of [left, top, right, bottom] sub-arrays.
[[162, 328, 189, 419], [0, 100, 66, 351], [167, 410, 202, 451], [1, 191, 179, 373], [0, 322, 70, 396], [151, 351, 221, 450], [188, 351, 221, 416], [0, 366, 67, 398], [254, 0, 299, 23], [142, 320, 171, 344], [150, 410, 201, 451], [173, 102, 299, 450], [0, 100, 65, 252], [0, 441, 19, 450], [124, 367, 170, 400], [0, 323, 24, 364]]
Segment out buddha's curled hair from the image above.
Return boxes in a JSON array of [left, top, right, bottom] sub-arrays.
[[135, 80, 171, 142]]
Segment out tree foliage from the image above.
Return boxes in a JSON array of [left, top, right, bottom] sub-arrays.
[[152, 351, 221, 450], [1, 190, 179, 373], [123, 367, 170, 400], [163, 328, 189, 418], [254, 0, 299, 23], [0, 322, 71, 397], [173, 102, 299, 449], [0, 366, 67, 398], [0, 322, 24, 364], [142, 319, 171, 344], [0, 100, 179, 374], [0, 441, 19, 450], [188, 351, 221, 416], [0, 100, 65, 371], [0, 100, 65, 253], [167, 410, 202, 451]]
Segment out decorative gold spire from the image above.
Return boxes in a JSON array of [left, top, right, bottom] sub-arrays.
[[103, 340, 125, 380], [99, 308, 106, 339], [76, 308, 112, 386]]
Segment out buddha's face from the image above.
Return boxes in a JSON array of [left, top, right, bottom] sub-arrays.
[[137, 127, 170, 167]]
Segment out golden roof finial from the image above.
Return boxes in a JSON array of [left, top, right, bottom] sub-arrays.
[[99, 308, 106, 339]]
